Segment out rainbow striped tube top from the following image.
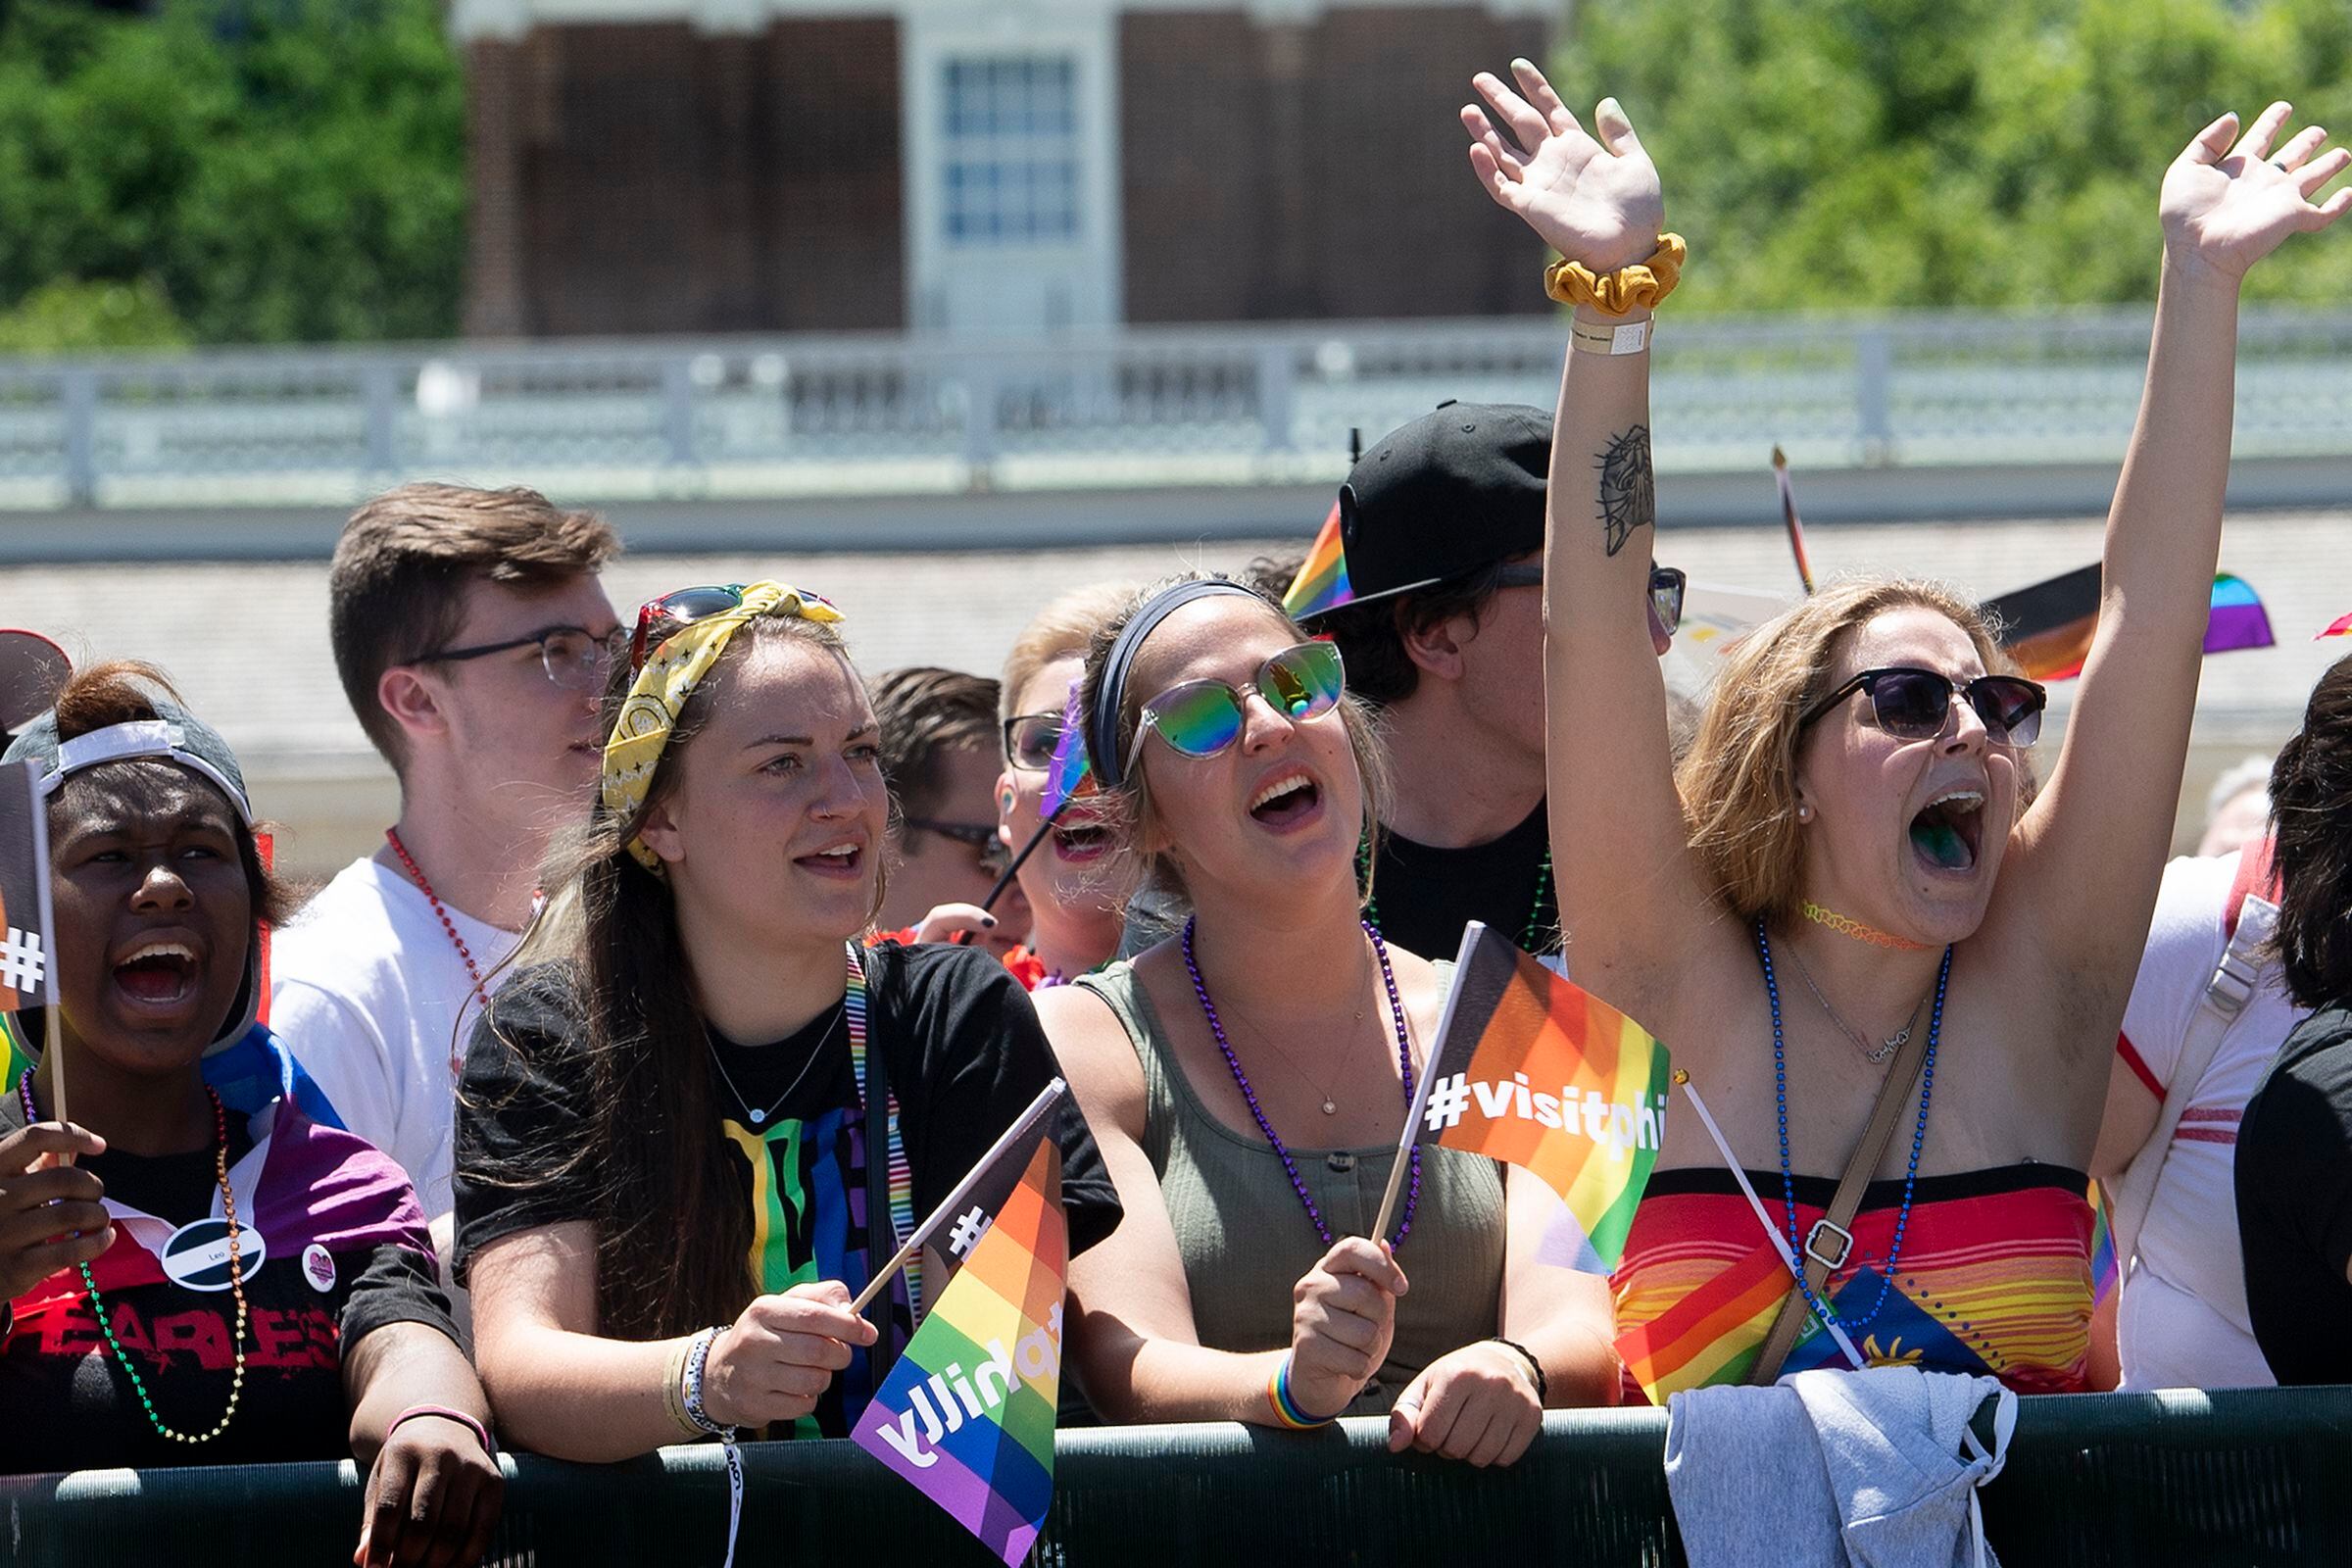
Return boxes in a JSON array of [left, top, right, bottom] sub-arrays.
[[1611, 1164, 2094, 1401]]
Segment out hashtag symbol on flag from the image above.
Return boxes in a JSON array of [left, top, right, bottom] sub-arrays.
[[0, 927, 45, 994], [1422, 1072, 1471, 1133], [947, 1204, 992, 1259]]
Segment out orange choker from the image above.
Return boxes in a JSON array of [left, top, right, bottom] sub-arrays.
[[1800, 900, 1932, 953]]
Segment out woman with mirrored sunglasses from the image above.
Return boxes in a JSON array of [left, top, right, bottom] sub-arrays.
[[1465, 61, 2349, 1396], [1038, 575, 1622, 1468]]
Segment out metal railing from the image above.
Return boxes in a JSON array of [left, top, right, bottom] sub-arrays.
[[3, 308, 2352, 510]]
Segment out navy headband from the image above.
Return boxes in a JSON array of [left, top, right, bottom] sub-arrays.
[[1087, 579, 1262, 793]]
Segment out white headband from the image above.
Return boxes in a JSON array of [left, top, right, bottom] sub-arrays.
[[38, 720, 254, 824]]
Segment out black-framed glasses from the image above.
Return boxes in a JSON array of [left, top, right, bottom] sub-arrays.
[[1127, 641, 1346, 772], [1800, 666, 2047, 747], [905, 817, 1012, 876], [1003, 711, 1067, 772], [416, 625, 614, 692], [1494, 562, 1686, 653]]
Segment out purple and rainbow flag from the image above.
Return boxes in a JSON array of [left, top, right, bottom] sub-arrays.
[[1040, 687, 1093, 818], [853, 1122, 1068, 1566], [1281, 503, 1352, 623], [1987, 566, 2273, 682]]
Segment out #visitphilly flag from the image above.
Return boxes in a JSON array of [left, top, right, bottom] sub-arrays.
[[1407, 922, 1671, 1273], [0, 760, 56, 1016], [853, 1105, 1069, 1567]]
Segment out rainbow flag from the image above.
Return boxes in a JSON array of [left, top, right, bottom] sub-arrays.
[[2087, 1180, 2119, 1307], [2318, 611, 2352, 640], [853, 1126, 1067, 1567], [0, 760, 57, 1018], [1988, 566, 2274, 682], [1039, 686, 1093, 818], [1615, 1238, 1790, 1399], [1410, 923, 1671, 1272], [1281, 502, 1352, 622]]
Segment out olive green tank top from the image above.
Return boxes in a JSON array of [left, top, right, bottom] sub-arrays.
[[1074, 959, 1505, 1415]]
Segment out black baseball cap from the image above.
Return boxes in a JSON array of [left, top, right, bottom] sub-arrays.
[[1307, 401, 1550, 622]]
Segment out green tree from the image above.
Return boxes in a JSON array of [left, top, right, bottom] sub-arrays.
[[1557, 0, 2352, 309], [0, 0, 466, 345]]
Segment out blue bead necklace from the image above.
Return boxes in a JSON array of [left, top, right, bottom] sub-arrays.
[[1753, 916, 1950, 1331]]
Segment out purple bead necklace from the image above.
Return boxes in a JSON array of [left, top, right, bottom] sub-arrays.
[[1181, 915, 1423, 1249]]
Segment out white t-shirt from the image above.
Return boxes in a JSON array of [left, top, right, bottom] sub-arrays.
[[2113, 848, 2303, 1391], [270, 857, 518, 1224]]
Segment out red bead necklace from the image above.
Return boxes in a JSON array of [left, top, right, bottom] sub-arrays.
[[385, 827, 489, 1082]]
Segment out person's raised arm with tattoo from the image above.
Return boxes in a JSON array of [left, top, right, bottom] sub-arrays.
[[1461, 64, 1724, 1027]]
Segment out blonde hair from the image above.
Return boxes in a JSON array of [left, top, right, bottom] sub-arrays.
[[1674, 577, 2014, 925], [1000, 581, 1143, 724]]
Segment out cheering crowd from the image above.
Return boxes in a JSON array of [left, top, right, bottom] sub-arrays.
[[5, 64, 2352, 1567]]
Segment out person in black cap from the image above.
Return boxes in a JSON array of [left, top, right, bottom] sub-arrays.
[[1299, 401, 1682, 963]]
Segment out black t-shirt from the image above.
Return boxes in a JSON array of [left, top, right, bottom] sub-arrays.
[[453, 941, 1119, 1437], [0, 1095, 454, 1473], [1369, 800, 1558, 961], [2235, 1004, 2352, 1385]]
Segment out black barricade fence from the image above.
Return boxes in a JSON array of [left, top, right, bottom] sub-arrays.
[[6, 1388, 2351, 1566]]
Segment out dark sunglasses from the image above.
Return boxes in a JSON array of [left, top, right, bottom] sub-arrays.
[[1494, 562, 1687, 654], [1003, 711, 1066, 772], [1128, 641, 1346, 771], [1800, 666, 2047, 747], [905, 817, 1012, 876], [417, 625, 614, 692], [628, 584, 841, 672]]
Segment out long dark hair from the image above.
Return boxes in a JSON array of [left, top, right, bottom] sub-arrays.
[[2270, 652, 2352, 1012], [477, 613, 857, 1340]]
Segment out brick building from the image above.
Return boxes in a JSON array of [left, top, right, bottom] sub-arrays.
[[452, 0, 1559, 337]]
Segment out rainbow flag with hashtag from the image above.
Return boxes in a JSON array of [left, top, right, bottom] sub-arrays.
[[853, 1122, 1067, 1566], [1410, 923, 1671, 1272], [0, 760, 57, 1020]]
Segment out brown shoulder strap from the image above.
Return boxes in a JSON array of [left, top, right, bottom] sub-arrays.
[[1744, 1011, 1933, 1385]]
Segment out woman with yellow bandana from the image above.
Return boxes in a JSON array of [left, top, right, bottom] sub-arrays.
[[450, 583, 1120, 1465]]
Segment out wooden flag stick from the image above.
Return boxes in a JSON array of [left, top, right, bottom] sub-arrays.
[[1675, 1071, 1863, 1371], [1368, 922, 1486, 1244], [850, 1076, 1067, 1313], [41, 1004, 65, 1128]]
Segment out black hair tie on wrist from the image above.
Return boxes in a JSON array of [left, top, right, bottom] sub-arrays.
[[1489, 1336, 1547, 1403]]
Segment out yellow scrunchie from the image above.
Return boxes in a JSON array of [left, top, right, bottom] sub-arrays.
[[599, 580, 846, 872], [1544, 232, 1687, 316]]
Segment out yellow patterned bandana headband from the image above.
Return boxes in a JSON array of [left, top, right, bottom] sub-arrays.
[[600, 580, 846, 871]]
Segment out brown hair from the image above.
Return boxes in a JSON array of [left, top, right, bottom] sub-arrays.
[[999, 581, 1141, 726], [2269, 653, 2352, 1010], [470, 613, 862, 1340], [1312, 557, 1524, 707], [867, 666, 1001, 824], [46, 660, 293, 927], [1075, 574, 1390, 906], [328, 483, 620, 768], [1673, 577, 2013, 926]]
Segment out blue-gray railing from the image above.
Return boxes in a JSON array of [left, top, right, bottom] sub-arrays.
[[2, 308, 2351, 511]]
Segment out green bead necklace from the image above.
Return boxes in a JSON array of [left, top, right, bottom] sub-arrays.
[[18, 1073, 249, 1445], [1356, 832, 1555, 954]]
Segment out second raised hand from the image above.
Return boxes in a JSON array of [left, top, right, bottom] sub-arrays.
[[1461, 60, 1663, 272]]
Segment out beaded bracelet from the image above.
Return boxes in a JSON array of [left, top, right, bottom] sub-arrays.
[[1544, 233, 1687, 316], [385, 1403, 494, 1457], [682, 1326, 735, 1439], [1486, 1338, 1548, 1404], [1265, 1358, 1341, 1431]]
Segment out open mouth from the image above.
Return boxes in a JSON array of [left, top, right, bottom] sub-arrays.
[[795, 841, 865, 879], [1908, 787, 1984, 875], [113, 941, 199, 1006], [1248, 770, 1322, 830], [1052, 820, 1112, 862]]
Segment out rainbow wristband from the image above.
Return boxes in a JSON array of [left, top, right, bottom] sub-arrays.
[[1266, 1358, 1340, 1430]]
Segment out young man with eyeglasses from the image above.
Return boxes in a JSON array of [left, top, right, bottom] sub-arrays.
[[1300, 402, 1683, 963], [867, 665, 1030, 958], [271, 483, 621, 1251]]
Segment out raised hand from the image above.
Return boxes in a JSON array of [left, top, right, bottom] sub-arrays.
[[1285, 1236, 1406, 1420], [1461, 60, 1663, 273], [2163, 103, 2352, 283]]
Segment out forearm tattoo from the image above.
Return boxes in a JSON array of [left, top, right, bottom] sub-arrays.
[[1595, 425, 1655, 558]]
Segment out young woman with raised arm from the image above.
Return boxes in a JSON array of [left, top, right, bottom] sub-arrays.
[[1042, 576, 1620, 1470], [1461, 61, 2348, 1394]]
